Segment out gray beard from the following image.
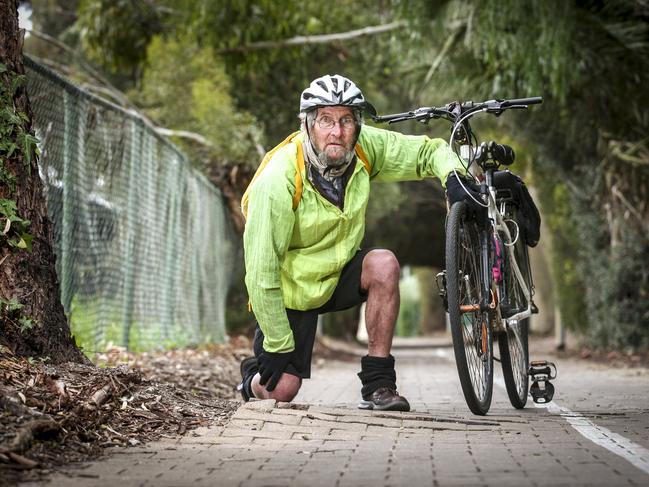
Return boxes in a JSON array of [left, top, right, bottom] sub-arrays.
[[303, 136, 355, 182]]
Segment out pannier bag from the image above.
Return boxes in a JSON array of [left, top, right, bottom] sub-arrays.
[[492, 170, 541, 247]]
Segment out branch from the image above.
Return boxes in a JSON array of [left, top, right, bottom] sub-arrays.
[[609, 139, 649, 166], [154, 127, 215, 147], [219, 21, 406, 53], [610, 184, 649, 235], [417, 20, 467, 98], [418, 29, 461, 95]]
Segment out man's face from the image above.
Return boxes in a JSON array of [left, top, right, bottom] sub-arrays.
[[311, 106, 356, 165]]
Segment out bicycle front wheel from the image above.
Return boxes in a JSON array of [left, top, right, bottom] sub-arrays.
[[446, 201, 493, 415], [499, 319, 529, 408], [498, 223, 531, 409]]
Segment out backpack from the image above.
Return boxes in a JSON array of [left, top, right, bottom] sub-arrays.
[[241, 131, 372, 220]]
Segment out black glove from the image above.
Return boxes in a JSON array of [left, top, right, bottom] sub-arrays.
[[445, 172, 482, 208], [258, 351, 293, 391]]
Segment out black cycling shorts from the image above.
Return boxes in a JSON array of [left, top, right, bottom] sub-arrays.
[[253, 248, 375, 378]]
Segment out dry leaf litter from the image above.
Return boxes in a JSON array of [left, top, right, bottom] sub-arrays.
[[0, 335, 252, 484]]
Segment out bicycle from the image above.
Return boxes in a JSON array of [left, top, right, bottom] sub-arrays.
[[373, 97, 543, 415]]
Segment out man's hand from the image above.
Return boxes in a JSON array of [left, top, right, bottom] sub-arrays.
[[445, 172, 483, 208], [258, 351, 293, 391]]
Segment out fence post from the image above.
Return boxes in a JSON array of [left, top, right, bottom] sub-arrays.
[[160, 154, 180, 341], [60, 90, 76, 314], [120, 119, 142, 349]]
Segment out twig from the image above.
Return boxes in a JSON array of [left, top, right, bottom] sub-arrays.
[[89, 384, 113, 407], [104, 425, 124, 437], [610, 185, 649, 235], [0, 449, 39, 468]]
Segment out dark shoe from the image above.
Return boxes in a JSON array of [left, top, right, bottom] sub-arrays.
[[237, 356, 258, 402], [358, 387, 410, 412]]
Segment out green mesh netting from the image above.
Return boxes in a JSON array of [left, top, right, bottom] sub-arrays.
[[25, 57, 235, 353]]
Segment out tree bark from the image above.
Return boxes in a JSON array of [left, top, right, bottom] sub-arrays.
[[0, 0, 86, 363]]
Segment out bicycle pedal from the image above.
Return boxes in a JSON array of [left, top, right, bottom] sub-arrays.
[[435, 271, 449, 311], [528, 360, 557, 404]]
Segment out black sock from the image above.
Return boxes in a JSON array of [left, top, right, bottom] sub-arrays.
[[357, 354, 397, 400]]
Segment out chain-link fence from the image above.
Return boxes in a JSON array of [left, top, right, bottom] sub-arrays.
[[25, 57, 235, 353]]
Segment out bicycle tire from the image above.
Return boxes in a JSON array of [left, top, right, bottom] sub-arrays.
[[446, 201, 493, 415], [499, 318, 529, 408], [498, 210, 531, 409]]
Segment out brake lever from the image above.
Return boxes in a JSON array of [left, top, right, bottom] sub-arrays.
[[388, 116, 413, 124], [388, 113, 433, 124], [485, 104, 529, 116]]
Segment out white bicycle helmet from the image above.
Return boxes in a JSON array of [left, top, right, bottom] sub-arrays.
[[300, 74, 376, 115]]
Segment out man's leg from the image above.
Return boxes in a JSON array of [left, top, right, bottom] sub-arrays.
[[357, 249, 410, 411], [360, 249, 400, 357], [251, 372, 301, 402], [239, 309, 318, 403]]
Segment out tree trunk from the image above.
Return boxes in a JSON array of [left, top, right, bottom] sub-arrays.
[[0, 0, 86, 363]]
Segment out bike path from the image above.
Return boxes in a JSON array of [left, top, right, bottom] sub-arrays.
[[26, 341, 649, 487]]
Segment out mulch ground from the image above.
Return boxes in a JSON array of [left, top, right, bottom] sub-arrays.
[[0, 336, 253, 485]]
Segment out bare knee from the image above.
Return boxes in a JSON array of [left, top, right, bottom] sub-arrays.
[[361, 249, 400, 291], [252, 373, 302, 402]]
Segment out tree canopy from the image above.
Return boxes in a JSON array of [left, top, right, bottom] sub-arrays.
[[24, 0, 649, 349]]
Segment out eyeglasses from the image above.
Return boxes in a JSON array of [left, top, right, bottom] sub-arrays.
[[315, 115, 356, 130]]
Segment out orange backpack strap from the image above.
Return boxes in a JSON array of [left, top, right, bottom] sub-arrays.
[[241, 131, 301, 219], [354, 143, 372, 175], [294, 141, 305, 210]]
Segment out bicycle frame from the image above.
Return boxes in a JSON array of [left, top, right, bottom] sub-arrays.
[[484, 168, 533, 326]]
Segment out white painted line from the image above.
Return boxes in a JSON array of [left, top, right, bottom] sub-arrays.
[[493, 376, 649, 476], [535, 401, 649, 476], [444, 350, 649, 475]]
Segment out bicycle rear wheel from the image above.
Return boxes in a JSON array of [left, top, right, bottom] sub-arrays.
[[498, 214, 531, 409], [446, 201, 493, 416]]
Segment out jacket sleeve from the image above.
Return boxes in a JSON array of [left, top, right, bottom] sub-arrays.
[[243, 153, 296, 353], [358, 124, 467, 185]]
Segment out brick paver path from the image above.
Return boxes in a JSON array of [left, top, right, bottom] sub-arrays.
[[25, 344, 649, 486]]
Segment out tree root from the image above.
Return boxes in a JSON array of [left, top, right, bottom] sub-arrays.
[[6, 419, 62, 453]]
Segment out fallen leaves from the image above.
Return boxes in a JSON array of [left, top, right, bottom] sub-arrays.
[[0, 335, 252, 484]]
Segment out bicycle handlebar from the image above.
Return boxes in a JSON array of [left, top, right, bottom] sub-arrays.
[[372, 107, 448, 123], [372, 96, 543, 124]]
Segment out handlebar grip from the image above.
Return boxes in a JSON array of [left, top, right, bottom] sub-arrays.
[[501, 96, 543, 107], [372, 111, 416, 122]]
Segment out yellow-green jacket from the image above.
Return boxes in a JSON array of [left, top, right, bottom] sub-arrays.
[[243, 124, 465, 353]]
